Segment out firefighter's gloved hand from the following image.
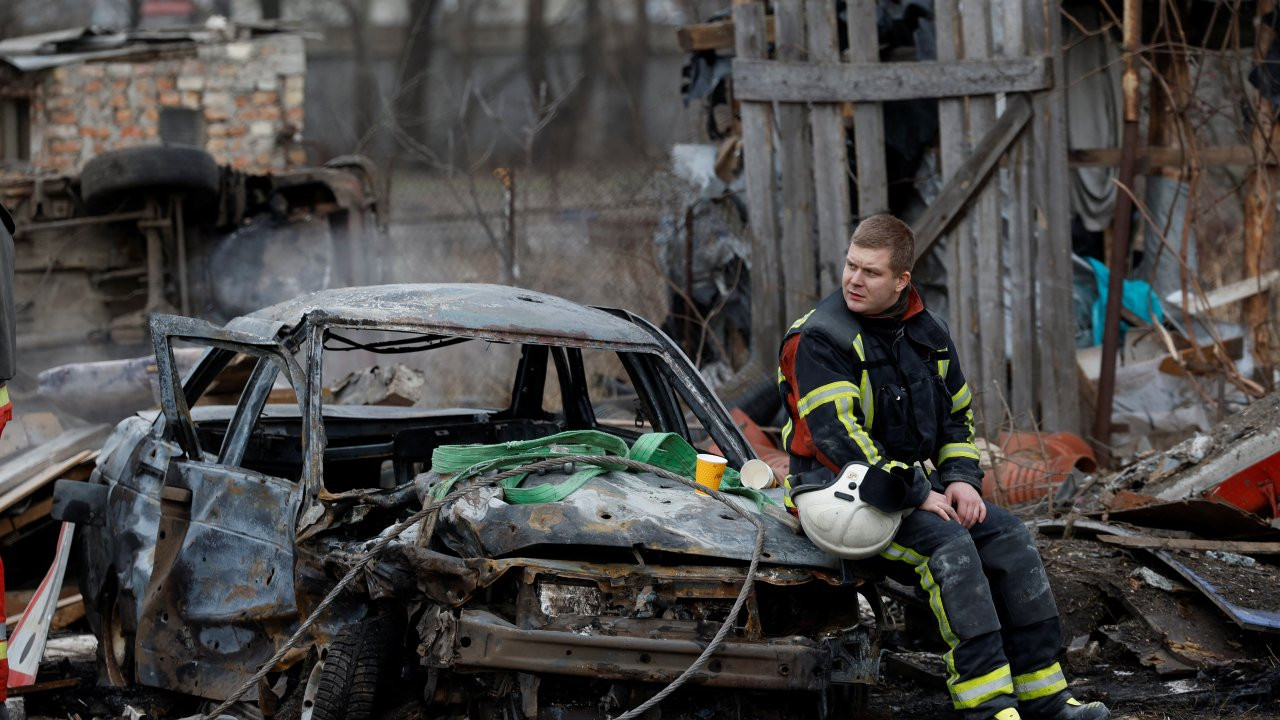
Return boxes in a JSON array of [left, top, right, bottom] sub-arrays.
[[875, 464, 930, 511]]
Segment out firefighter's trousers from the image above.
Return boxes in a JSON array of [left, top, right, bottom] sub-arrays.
[[868, 502, 1069, 719]]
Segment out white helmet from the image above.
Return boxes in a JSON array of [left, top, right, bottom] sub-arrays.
[[793, 462, 906, 560]]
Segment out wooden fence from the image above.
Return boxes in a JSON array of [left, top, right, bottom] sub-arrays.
[[731, 0, 1079, 437]]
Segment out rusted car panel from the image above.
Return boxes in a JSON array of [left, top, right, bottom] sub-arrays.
[[3, 152, 385, 367], [59, 283, 874, 718], [134, 461, 301, 700]]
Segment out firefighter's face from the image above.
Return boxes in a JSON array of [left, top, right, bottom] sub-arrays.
[[842, 244, 910, 315]]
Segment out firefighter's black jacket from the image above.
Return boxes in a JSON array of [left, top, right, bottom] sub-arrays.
[[777, 287, 983, 510]]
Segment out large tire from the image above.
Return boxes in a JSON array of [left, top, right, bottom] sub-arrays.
[[311, 615, 402, 720], [79, 145, 220, 214]]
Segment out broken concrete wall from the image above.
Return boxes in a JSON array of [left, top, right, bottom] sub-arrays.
[[23, 32, 305, 174]]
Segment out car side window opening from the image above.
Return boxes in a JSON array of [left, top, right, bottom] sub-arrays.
[[163, 339, 305, 481]]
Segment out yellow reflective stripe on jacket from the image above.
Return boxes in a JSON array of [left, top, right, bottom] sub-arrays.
[[0, 639, 7, 661], [952, 663, 1015, 709], [881, 542, 963, 690], [780, 418, 793, 449], [1013, 662, 1068, 701], [834, 395, 881, 463], [950, 382, 972, 414], [797, 381, 859, 417], [0, 384, 8, 406], [938, 356, 950, 380], [851, 335, 874, 428], [783, 475, 796, 509], [789, 309, 815, 331], [939, 442, 981, 463]]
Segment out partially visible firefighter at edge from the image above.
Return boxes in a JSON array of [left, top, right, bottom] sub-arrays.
[[778, 214, 1110, 720], [0, 201, 13, 716], [0, 202, 13, 442]]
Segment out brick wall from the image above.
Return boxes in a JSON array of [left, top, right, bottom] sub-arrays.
[[28, 32, 306, 175]]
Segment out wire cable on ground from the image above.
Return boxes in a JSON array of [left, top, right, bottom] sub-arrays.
[[201, 455, 765, 720]]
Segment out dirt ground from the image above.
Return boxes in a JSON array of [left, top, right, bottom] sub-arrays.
[[13, 526, 1280, 720]]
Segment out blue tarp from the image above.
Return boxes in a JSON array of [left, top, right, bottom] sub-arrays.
[[1085, 257, 1164, 346]]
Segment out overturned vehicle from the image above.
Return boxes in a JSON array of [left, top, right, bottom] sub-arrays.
[[53, 284, 877, 719]]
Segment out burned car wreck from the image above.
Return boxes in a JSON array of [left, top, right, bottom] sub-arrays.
[[53, 284, 877, 719]]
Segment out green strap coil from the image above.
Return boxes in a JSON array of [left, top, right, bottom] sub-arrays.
[[429, 429, 773, 508]]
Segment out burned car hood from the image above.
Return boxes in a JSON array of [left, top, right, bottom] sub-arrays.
[[437, 470, 837, 569]]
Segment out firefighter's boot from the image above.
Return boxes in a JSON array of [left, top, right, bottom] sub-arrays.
[[1044, 698, 1110, 720]]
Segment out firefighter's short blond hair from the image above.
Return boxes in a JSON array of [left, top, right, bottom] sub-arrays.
[[851, 214, 914, 275]]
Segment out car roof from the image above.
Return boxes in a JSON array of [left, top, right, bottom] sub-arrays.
[[239, 283, 663, 350]]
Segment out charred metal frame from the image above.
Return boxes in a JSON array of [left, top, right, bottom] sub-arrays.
[[453, 609, 832, 692]]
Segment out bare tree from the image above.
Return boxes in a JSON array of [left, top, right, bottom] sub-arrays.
[[259, 0, 282, 20], [394, 0, 442, 146], [525, 0, 550, 143], [337, 0, 380, 149]]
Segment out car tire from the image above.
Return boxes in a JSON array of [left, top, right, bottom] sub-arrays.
[[79, 145, 220, 215], [310, 614, 401, 720]]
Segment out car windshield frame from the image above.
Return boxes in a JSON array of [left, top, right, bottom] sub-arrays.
[[300, 316, 752, 497]]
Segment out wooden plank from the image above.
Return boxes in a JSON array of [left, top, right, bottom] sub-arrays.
[[844, 0, 888, 217], [733, 56, 1051, 103], [1004, 0, 1036, 425], [1097, 535, 1280, 554], [1043, 0, 1079, 433], [805, 0, 853, 295], [0, 425, 108, 499], [1164, 269, 1280, 315], [676, 16, 776, 52], [774, 2, 818, 325], [1026, 0, 1053, 425], [0, 449, 96, 515], [962, 3, 1004, 437], [1069, 144, 1270, 168], [912, 95, 1032, 261], [0, 496, 52, 539], [933, 0, 979, 435], [734, 0, 785, 371]]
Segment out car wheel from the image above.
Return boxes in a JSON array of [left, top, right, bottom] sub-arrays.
[[310, 615, 401, 720], [79, 145, 221, 215], [98, 582, 134, 688]]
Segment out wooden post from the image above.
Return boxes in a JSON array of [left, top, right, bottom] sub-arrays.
[[1092, 0, 1141, 464], [1004, 0, 1036, 425], [806, 0, 852, 294], [1245, 0, 1278, 391], [963, 0, 1005, 435], [734, 0, 785, 372], [846, 0, 889, 218], [774, 2, 819, 325]]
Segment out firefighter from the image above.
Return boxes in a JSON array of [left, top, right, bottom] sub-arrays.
[[778, 215, 1109, 720], [0, 201, 12, 443], [0, 201, 11, 719]]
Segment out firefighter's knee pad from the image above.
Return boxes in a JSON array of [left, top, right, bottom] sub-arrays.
[[982, 523, 1058, 625], [926, 534, 1002, 640]]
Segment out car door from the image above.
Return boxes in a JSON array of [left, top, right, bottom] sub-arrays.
[[133, 314, 309, 701]]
